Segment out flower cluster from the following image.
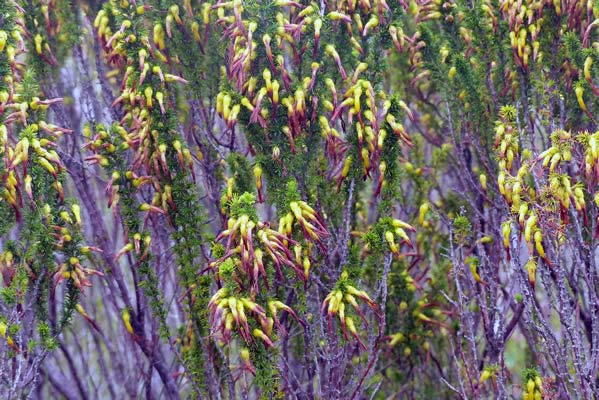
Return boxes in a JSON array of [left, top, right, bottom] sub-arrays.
[[522, 369, 545, 400], [208, 286, 300, 350], [208, 192, 323, 351], [321, 271, 378, 350]]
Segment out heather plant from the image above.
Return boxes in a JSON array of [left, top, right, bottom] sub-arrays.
[[2, 0, 599, 399]]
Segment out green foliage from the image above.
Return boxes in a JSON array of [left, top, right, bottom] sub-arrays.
[[6, 0, 599, 398], [229, 192, 258, 220]]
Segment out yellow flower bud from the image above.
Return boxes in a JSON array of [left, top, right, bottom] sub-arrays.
[[479, 174, 487, 190], [575, 86, 587, 112], [585, 56, 593, 81], [0, 31, 8, 53], [448, 66, 457, 80]]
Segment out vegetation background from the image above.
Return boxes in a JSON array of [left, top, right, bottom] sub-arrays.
[[0, 0, 598, 398]]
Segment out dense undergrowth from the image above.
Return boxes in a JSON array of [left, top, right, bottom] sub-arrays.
[[1, 0, 599, 398]]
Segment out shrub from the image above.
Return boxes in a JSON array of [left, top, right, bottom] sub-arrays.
[[1, 0, 598, 398]]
